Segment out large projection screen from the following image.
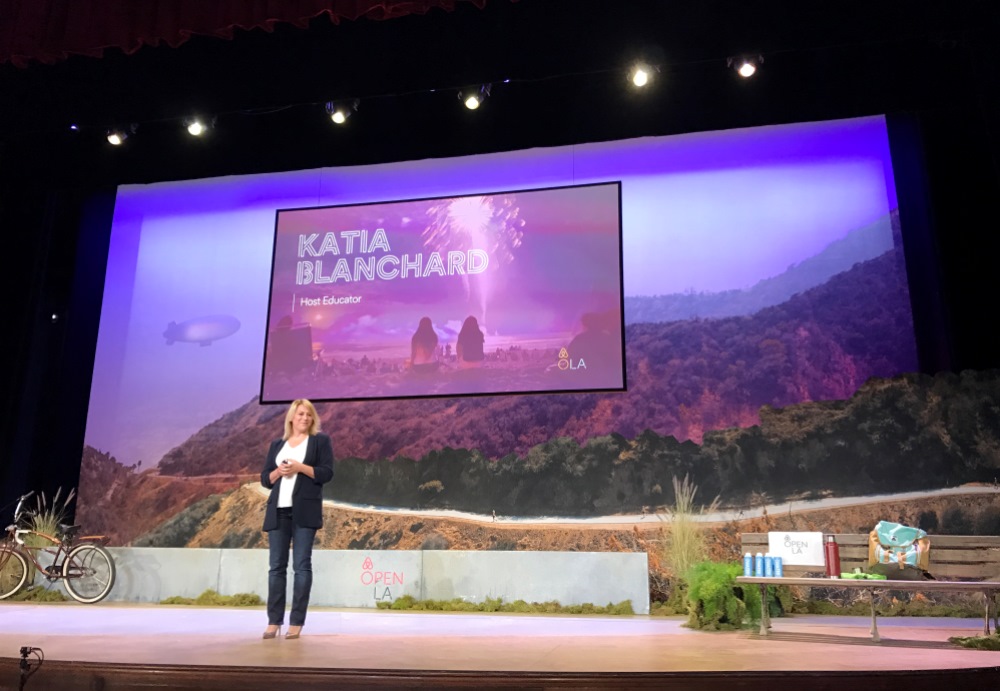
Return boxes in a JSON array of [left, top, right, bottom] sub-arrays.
[[261, 183, 625, 402]]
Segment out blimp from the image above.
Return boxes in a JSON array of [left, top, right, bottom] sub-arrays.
[[163, 315, 241, 346]]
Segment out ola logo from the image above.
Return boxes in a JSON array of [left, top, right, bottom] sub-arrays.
[[557, 347, 570, 370]]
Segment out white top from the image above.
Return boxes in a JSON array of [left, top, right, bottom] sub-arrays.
[[276, 437, 308, 508]]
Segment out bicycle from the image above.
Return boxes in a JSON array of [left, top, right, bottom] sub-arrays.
[[0, 491, 116, 603]]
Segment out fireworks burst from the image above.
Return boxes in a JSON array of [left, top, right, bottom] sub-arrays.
[[421, 195, 524, 265], [420, 195, 525, 328]]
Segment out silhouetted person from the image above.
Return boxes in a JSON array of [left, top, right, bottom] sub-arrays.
[[456, 316, 485, 369], [567, 311, 619, 372], [410, 316, 439, 373]]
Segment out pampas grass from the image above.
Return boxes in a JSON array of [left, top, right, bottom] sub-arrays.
[[28, 487, 76, 541], [661, 474, 719, 581]]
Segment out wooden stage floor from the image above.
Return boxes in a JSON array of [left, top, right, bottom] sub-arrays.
[[1, 603, 998, 690]]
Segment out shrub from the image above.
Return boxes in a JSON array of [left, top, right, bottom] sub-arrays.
[[685, 561, 748, 630], [735, 580, 788, 623]]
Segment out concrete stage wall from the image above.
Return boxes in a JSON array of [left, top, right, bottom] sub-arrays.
[[94, 548, 650, 613]]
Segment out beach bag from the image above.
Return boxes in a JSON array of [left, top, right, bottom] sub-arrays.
[[868, 520, 930, 572]]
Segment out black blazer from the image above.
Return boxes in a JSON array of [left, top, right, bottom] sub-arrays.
[[260, 432, 335, 531]]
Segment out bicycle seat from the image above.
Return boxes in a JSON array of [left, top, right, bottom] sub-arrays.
[[59, 524, 81, 539]]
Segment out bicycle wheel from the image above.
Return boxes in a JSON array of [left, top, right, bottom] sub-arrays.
[[62, 543, 116, 603], [0, 547, 29, 600]]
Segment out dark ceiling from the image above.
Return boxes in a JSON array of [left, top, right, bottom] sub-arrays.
[[1, 0, 996, 186]]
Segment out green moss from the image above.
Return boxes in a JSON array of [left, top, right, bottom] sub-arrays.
[[505, 599, 533, 613], [159, 589, 262, 606], [481, 596, 503, 612], [649, 601, 685, 616], [787, 594, 982, 618], [377, 596, 634, 615], [10, 585, 67, 602], [790, 599, 871, 616], [949, 634, 1000, 650]]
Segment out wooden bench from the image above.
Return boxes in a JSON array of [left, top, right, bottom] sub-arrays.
[[736, 533, 1000, 641]]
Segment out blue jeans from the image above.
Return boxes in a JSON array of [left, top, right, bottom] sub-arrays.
[[267, 508, 317, 626]]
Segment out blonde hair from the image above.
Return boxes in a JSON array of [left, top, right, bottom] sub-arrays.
[[283, 399, 321, 439]]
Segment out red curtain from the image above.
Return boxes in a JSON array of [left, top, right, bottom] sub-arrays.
[[0, 0, 487, 68]]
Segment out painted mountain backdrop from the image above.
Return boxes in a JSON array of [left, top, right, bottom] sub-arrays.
[[144, 239, 915, 478], [625, 213, 896, 322]]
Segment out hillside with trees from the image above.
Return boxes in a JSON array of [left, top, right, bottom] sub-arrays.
[[154, 244, 916, 477], [80, 367, 1000, 546]]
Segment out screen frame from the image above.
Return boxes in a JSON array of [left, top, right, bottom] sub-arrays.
[[259, 180, 627, 404]]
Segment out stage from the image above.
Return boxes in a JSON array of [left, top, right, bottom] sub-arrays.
[[1, 603, 998, 690]]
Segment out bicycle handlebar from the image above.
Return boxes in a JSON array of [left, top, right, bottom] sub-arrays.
[[12, 491, 34, 521]]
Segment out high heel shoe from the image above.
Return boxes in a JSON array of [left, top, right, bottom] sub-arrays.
[[285, 626, 302, 640], [262, 625, 280, 639]]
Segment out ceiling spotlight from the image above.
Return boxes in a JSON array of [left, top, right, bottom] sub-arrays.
[[629, 64, 655, 88], [185, 116, 212, 136], [729, 55, 763, 78], [459, 84, 491, 110], [184, 116, 216, 137], [325, 100, 359, 125], [106, 124, 136, 146]]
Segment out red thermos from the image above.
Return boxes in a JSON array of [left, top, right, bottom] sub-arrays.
[[824, 535, 841, 578]]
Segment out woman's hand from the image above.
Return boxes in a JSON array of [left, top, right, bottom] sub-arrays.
[[278, 459, 316, 480]]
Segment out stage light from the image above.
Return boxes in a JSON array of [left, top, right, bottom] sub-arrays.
[[628, 62, 661, 88], [185, 117, 211, 136], [729, 55, 763, 78], [325, 100, 359, 125], [106, 125, 134, 146], [459, 84, 491, 110]]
